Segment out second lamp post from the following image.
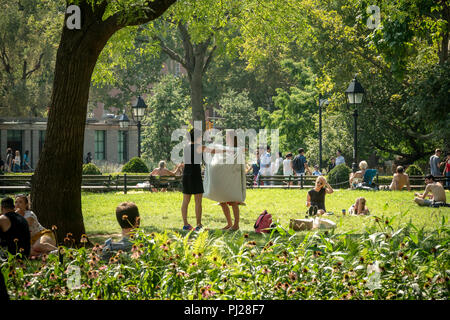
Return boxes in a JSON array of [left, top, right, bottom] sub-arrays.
[[345, 76, 365, 173]]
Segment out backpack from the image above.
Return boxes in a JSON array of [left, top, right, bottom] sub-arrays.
[[254, 210, 272, 233], [292, 155, 305, 172]]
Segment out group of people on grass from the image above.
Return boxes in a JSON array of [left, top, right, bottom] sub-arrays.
[[0, 148, 32, 173], [1, 131, 448, 262]]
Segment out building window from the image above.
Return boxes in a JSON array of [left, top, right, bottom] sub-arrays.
[[95, 130, 106, 160], [7, 130, 23, 155], [39, 130, 46, 155], [118, 131, 128, 163]]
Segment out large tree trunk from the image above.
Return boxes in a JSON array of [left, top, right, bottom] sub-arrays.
[[31, 4, 119, 244], [31, 0, 176, 244], [190, 64, 206, 128]]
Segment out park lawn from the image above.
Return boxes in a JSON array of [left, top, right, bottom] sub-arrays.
[[82, 189, 450, 242]]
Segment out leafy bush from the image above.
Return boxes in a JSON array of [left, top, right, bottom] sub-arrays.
[[3, 216, 449, 300], [405, 164, 423, 176], [327, 163, 351, 188], [82, 163, 101, 175], [122, 157, 149, 173]]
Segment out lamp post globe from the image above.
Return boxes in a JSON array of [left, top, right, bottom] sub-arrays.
[[132, 95, 148, 158], [345, 75, 365, 173]]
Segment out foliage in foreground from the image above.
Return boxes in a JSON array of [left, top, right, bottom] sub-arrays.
[[2, 214, 448, 300]]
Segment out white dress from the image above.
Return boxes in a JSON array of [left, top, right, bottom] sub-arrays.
[[24, 210, 45, 238], [259, 152, 272, 176]]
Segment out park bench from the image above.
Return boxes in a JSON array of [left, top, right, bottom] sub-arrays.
[[0, 175, 32, 193], [81, 175, 114, 192], [149, 175, 182, 191]]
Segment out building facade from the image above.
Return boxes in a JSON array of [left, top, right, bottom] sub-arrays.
[[0, 117, 138, 169]]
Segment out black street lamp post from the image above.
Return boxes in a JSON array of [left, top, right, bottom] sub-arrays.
[[131, 95, 147, 158], [318, 94, 329, 171], [345, 75, 365, 173]]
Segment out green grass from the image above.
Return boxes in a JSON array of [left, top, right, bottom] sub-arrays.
[[82, 189, 450, 240]]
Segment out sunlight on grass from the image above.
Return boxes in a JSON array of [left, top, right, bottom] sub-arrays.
[[82, 189, 450, 237]]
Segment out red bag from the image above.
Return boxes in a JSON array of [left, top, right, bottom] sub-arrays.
[[254, 210, 272, 234]]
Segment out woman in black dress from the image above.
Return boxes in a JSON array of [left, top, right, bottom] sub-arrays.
[[181, 129, 205, 231], [306, 176, 334, 216]]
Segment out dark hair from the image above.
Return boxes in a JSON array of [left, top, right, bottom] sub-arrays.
[[267, 145, 271, 151], [1, 197, 15, 210], [25, 150, 29, 155], [116, 202, 140, 229], [396, 166, 404, 173], [425, 174, 435, 181], [286, 153, 293, 158], [6, 148, 12, 154], [278, 152, 282, 157], [337, 149, 342, 154], [298, 148, 304, 154], [15, 194, 29, 210]]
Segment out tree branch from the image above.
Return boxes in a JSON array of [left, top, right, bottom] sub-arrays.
[[25, 53, 44, 79], [153, 35, 188, 70], [203, 44, 217, 73]]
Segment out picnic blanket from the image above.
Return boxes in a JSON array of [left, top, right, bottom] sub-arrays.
[[203, 145, 246, 203]]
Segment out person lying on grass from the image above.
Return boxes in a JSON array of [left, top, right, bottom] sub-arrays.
[[14, 194, 57, 257], [306, 176, 334, 216], [348, 197, 370, 215], [414, 175, 446, 206], [100, 202, 140, 261]]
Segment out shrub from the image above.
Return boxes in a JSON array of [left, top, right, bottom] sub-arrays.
[[122, 157, 149, 173], [327, 163, 351, 188], [405, 164, 423, 176], [82, 163, 101, 175]]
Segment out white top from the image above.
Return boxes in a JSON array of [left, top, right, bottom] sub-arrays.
[[283, 159, 293, 175], [24, 210, 45, 237], [336, 156, 345, 166], [13, 156, 21, 165], [259, 152, 272, 176]]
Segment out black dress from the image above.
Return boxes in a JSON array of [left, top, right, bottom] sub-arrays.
[[308, 188, 326, 211], [182, 143, 204, 194], [0, 211, 30, 257]]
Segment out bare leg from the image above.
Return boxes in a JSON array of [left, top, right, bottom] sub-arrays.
[[33, 236, 57, 254], [317, 209, 325, 216], [194, 193, 203, 227], [220, 203, 232, 229], [230, 203, 240, 230], [181, 194, 191, 226]]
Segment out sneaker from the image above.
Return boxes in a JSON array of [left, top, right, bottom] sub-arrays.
[[183, 224, 193, 231], [194, 225, 203, 232]]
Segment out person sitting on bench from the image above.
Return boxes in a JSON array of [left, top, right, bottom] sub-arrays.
[[414, 175, 446, 206], [150, 161, 182, 192], [389, 166, 411, 191]]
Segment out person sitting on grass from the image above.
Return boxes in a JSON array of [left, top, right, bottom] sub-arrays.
[[150, 161, 182, 192], [348, 197, 370, 215], [414, 175, 447, 206], [0, 197, 30, 258], [101, 202, 140, 261], [14, 194, 57, 257], [389, 166, 411, 191], [306, 176, 334, 216]]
